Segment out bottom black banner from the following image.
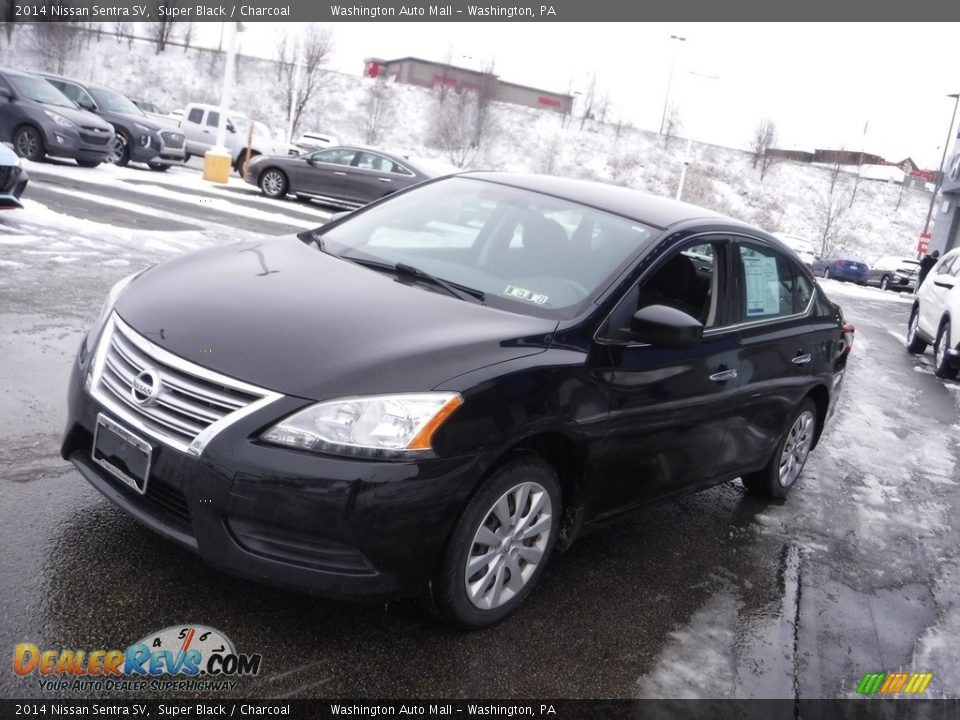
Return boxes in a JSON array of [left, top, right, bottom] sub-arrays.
[[2, 699, 960, 720]]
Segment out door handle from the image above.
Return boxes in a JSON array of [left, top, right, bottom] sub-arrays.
[[933, 280, 955, 289], [333, 171, 347, 176], [792, 353, 812, 365], [378, 177, 392, 183], [709, 368, 738, 383]]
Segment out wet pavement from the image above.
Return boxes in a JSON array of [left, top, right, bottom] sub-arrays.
[[1, 177, 959, 699]]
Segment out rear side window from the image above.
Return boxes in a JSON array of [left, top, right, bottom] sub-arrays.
[[205, 111, 220, 127], [737, 243, 807, 321], [187, 107, 203, 123]]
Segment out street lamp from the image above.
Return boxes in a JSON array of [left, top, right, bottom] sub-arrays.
[[658, 34, 686, 136], [921, 93, 960, 243]]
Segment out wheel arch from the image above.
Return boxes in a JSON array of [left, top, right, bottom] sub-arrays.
[[12, 121, 46, 151], [257, 165, 288, 192], [804, 384, 830, 450]]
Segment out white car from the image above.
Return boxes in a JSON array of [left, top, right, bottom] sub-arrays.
[[907, 248, 960, 378], [773, 232, 818, 268]]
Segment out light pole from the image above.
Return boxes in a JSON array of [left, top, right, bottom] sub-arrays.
[[675, 71, 720, 202], [658, 34, 686, 136], [922, 93, 960, 240]]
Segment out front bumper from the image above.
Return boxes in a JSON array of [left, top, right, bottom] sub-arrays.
[[61, 334, 485, 600], [129, 133, 187, 165], [41, 124, 112, 162]]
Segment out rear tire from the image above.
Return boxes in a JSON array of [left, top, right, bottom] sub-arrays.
[[147, 162, 170, 172], [742, 399, 817, 499], [823, 268, 830, 280], [13, 125, 45, 161], [934, 319, 959, 380], [880, 275, 890, 291], [430, 456, 560, 629], [906, 306, 928, 354]]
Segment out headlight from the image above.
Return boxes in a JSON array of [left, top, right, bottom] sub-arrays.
[[94, 272, 141, 336], [44, 110, 75, 128], [261, 393, 463, 458]]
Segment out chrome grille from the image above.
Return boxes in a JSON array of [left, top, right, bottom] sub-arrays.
[[89, 315, 282, 455], [160, 131, 185, 149]]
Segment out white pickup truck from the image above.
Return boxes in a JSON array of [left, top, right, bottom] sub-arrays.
[[178, 103, 283, 171]]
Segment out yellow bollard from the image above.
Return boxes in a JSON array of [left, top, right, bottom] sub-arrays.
[[202, 150, 232, 184]]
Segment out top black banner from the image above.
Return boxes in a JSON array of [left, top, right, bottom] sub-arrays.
[[12, 0, 960, 22]]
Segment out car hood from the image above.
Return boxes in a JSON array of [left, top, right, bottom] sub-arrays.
[[114, 238, 556, 400], [102, 110, 160, 133], [42, 103, 113, 131]]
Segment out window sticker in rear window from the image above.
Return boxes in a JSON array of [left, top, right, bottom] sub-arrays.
[[742, 255, 781, 316]]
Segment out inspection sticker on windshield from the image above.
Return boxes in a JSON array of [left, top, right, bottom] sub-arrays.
[[504, 285, 548, 304]]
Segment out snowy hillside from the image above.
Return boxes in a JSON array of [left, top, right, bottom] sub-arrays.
[[1, 27, 931, 261]]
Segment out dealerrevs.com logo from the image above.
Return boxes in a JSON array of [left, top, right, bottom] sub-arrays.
[[13, 625, 262, 693]]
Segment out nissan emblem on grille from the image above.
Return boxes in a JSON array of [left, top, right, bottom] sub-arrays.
[[131, 369, 161, 406]]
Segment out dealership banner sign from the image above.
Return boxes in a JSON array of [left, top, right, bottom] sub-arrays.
[[10, 0, 960, 22]]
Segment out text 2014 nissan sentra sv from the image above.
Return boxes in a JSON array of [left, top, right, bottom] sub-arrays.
[[62, 173, 852, 628]]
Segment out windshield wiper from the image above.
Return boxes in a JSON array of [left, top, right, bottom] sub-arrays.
[[346, 257, 485, 304]]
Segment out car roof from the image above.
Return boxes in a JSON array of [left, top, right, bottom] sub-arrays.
[[0, 68, 43, 79], [459, 172, 746, 230]]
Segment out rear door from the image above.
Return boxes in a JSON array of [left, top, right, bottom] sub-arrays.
[[341, 151, 406, 204], [181, 107, 207, 153], [717, 237, 829, 474]]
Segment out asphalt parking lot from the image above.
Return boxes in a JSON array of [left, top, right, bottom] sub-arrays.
[[1, 162, 959, 700]]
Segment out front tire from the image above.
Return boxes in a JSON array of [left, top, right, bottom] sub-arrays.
[[880, 275, 890, 291], [258, 168, 288, 198], [906, 306, 928, 354], [823, 268, 831, 280], [934, 319, 959, 379], [13, 125, 45, 161], [106, 133, 130, 166], [742, 399, 817, 499], [75, 159, 101, 168], [147, 162, 170, 172], [430, 457, 560, 628]]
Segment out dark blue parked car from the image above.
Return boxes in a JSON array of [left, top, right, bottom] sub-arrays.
[[811, 254, 869, 284]]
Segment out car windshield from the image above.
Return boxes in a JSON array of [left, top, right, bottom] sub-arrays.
[[318, 177, 657, 318], [89, 86, 143, 116], [8, 74, 74, 109]]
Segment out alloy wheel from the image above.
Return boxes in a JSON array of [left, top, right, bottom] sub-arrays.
[[106, 135, 128, 165], [261, 170, 285, 197], [778, 411, 815, 487], [464, 481, 552, 610], [15, 128, 41, 160]]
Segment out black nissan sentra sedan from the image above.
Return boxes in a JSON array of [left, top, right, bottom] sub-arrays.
[[62, 173, 853, 628]]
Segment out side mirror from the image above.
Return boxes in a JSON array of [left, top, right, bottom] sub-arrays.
[[226, 121, 236, 133], [79, 100, 96, 112], [0, 87, 11, 99], [629, 304, 703, 348]]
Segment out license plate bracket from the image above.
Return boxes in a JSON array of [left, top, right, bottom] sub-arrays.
[[92, 414, 153, 495]]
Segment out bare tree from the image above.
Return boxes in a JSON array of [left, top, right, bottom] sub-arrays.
[[662, 103, 682, 144], [1, 0, 19, 45], [431, 65, 499, 168], [147, 6, 179, 54], [32, 21, 82, 74], [363, 78, 394, 145], [758, 122, 778, 181], [750, 117, 776, 169], [112, 21, 133, 46], [579, 72, 597, 130], [816, 160, 852, 256], [277, 25, 334, 139], [182, 22, 193, 51]]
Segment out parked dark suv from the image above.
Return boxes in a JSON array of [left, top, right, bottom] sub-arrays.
[[62, 173, 853, 627], [0, 68, 114, 167], [40, 73, 186, 171]]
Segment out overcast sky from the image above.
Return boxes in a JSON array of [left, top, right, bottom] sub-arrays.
[[195, 22, 960, 169]]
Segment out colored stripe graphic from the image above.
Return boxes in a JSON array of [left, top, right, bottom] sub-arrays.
[[857, 672, 933, 694]]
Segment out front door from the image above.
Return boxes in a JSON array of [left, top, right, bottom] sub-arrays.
[[294, 147, 357, 200], [589, 237, 739, 517]]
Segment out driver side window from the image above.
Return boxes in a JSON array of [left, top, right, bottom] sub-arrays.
[[311, 148, 356, 166], [600, 239, 727, 342]]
